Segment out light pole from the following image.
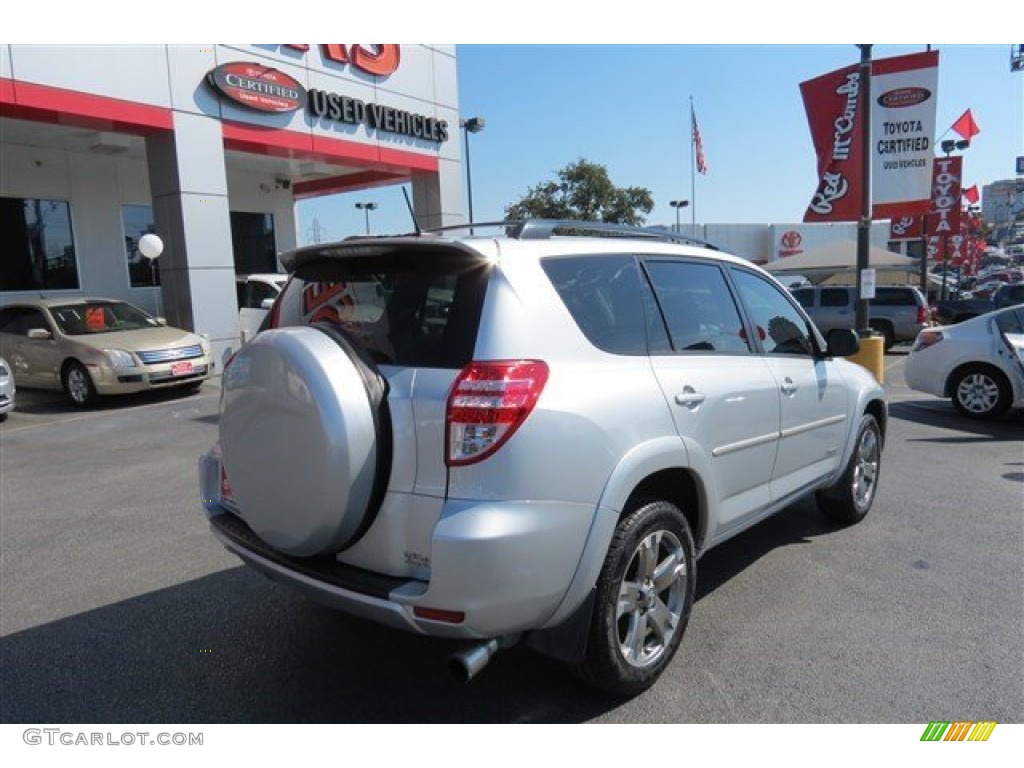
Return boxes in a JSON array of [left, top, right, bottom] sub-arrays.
[[669, 200, 689, 233], [355, 201, 378, 235], [460, 116, 485, 231]]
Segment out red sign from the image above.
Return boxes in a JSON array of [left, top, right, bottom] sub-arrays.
[[889, 213, 924, 240], [801, 63, 864, 222], [283, 45, 401, 77], [779, 230, 803, 257], [877, 87, 931, 108], [926, 156, 962, 238], [206, 63, 306, 113]]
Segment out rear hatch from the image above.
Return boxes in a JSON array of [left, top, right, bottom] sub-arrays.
[[219, 240, 491, 556]]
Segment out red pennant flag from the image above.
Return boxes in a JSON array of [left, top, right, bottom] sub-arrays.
[[950, 109, 981, 140], [963, 185, 980, 205]]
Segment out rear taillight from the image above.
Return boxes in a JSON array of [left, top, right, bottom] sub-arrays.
[[445, 360, 549, 466], [916, 306, 929, 324], [220, 464, 236, 506], [912, 330, 944, 352]]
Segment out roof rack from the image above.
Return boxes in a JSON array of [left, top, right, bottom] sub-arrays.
[[415, 219, 719, 250]]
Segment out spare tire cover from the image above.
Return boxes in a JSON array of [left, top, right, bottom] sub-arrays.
[[220, 326, 383, 556]]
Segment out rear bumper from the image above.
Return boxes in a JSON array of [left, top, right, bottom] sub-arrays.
[[199, 451, 596, 638]]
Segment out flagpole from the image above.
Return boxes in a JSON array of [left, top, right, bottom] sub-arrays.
[[689, 97, 696, 238]]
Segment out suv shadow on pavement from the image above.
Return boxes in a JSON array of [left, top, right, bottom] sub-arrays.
[[0, 500, 849, 724]]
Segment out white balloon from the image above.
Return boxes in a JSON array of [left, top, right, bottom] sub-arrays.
[[139, 233, 164, 260]]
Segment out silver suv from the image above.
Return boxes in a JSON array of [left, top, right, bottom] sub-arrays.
[[789, 284, 931, 350], [199, 221, 887, 695]]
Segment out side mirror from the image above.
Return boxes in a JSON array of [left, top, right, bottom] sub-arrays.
[[260, 298, 275, 310], [27, 328, 52, 341], [826, 328, 860, 357]]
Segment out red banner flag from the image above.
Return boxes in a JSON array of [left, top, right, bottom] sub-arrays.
[[801, 63, 864, 222], [963, 185, 980, 205], [926, 156, 962, 237], [889, 213, 925, 241], [950, 108, 981, 140]]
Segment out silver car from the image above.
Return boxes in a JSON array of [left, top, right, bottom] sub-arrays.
[[0, 356, 15, 420], [0, 298, 214, 407], [199, 221, 887, 694]]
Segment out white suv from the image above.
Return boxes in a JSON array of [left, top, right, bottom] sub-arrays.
[[199, 221, 886, 694]]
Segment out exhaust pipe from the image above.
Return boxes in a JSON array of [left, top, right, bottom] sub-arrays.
[[448, 639, 500, 682]]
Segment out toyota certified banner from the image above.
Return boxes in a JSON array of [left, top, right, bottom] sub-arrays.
[[872, 50, 939, 219], [802, 50, 940, 223]]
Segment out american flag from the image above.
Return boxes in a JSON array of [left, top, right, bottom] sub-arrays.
[[692, 105, 708, 175]]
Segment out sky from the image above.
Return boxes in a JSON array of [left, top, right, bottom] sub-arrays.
[[297, 42, 1023, 244]]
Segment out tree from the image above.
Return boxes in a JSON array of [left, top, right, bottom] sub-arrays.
[[504, 159, 654, 226]]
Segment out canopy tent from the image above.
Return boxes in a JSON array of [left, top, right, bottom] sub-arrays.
[[764, 240, 919, 285]]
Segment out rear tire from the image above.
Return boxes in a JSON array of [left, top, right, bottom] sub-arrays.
[[951, 365, 1011, 420], [576, 500, 695, 696], [816, 414, 881, 524], [62, 361, 97, 407]]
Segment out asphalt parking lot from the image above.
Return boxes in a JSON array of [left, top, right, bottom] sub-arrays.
[[1, 354, 1021, 724]]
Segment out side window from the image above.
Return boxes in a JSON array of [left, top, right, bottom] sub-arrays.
[[791, 288, 815, 309], [730, 269, 817, 356], [644, 260, 751, 354], [820, 288, 850, 307], [995, 308, 1024, 335], [872, 288, 912, 306], [542, 255, 648, 355]]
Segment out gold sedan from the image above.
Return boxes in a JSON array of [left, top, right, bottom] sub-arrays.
[[0, 298, 214, 407]]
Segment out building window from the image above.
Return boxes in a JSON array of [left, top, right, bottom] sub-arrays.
[[123, 205, 160, 287], [0, 196, 79, 291], [230, 212, 278, 274]]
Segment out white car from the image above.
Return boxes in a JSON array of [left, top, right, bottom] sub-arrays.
[[905, 305, 1024, 419], [236, 273, 287, 344]]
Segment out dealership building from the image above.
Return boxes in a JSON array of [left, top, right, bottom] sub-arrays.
[[1, 44, 464, 362]]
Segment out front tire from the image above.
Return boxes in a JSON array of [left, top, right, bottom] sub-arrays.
[[816, 414, 881, 524], [576, 500, 695, 696], [62, 361, 97, 407], [951, 365, 1011, 420]]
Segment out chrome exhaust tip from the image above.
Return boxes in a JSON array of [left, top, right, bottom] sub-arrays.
[[448, 639, 500, 682]]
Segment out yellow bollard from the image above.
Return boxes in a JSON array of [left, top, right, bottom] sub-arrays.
[[847, 334, 885, 384]]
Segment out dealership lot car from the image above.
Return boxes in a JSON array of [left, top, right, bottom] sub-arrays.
[[0, 298, 214, 407], [0, 355, 15, 420], [237, 273, 287, 344], [905, 305, 1024, 420], [199, 221, 887, 694]]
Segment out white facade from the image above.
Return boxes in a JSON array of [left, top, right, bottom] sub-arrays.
[[1, 44, 465, 363]]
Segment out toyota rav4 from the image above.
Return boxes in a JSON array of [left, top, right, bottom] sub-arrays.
[[199, 221, 886, 695]]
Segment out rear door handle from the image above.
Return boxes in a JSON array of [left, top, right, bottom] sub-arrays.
[[780, 378, 798, 396], [675, 387, 706, 408]]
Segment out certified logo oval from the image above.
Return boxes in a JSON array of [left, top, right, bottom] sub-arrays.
[[877, 87, 931, 109], [206, 62, 305, 114]]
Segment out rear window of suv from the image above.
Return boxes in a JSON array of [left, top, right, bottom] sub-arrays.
[[273, 251, 490, 369]]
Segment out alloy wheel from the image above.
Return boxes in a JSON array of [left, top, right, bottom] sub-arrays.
[[616, 529, 688, 669]]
